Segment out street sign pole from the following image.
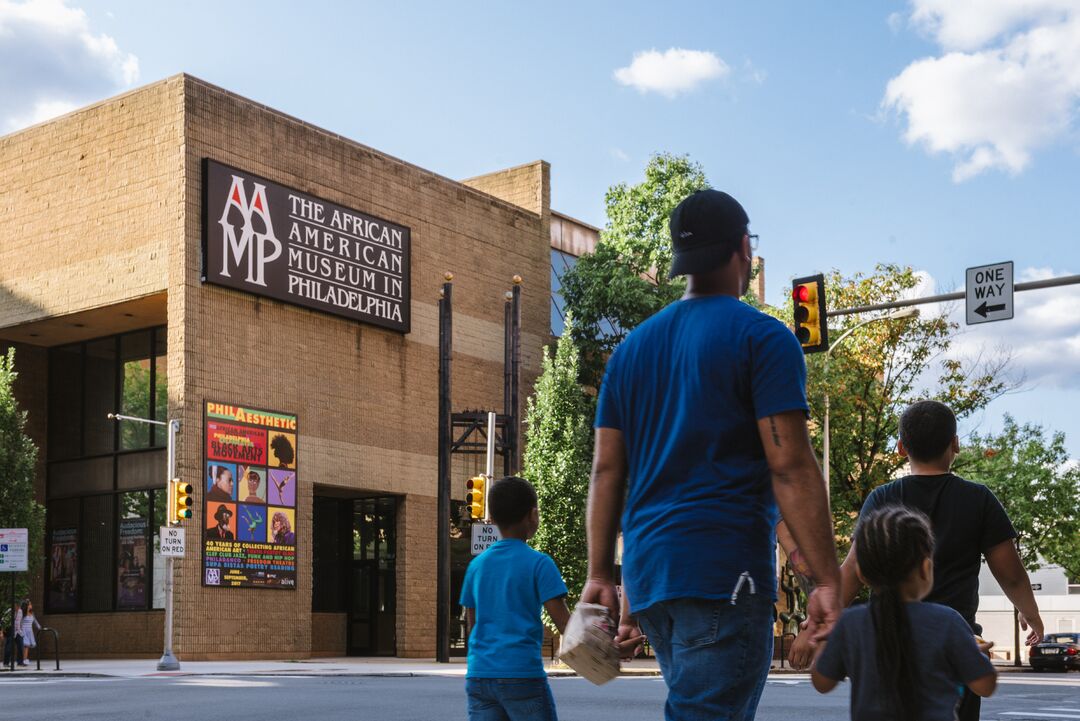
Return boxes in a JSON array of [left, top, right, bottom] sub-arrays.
[[485, 411, 496, 521], [8, 571, 13, 672], [107, 413, 181, 671], [159, 418, 181, 671], [0, 528, 28, 672]]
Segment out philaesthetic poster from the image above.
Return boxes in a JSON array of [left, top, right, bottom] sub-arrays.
[[202, 401, 298, 589]]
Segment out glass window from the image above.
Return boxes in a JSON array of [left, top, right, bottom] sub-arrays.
[[80, 494, 116, 612], [151, 488, 166, 609], [48, 345, 82, 460], [46, 326, 168, 613], [153, 330, 168, 447], [48, 457, 113, 498], [117, 450, 165, 491], [120, 331, 152, 450], [83, 339, 117, 456], [550, 250, 577, 337]]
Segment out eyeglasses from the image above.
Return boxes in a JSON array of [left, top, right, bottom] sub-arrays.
[[747, 233, 759, 253]]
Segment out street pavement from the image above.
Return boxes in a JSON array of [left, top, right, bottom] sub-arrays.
[[0, 671, 1077, 720]]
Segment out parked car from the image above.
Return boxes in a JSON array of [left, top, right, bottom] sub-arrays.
[[1029, 633, 1080, 672]]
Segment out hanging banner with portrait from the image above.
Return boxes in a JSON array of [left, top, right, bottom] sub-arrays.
[[48, 528, 78, 611], [202, 401, 298, 590], [117, 518, 149, 609]]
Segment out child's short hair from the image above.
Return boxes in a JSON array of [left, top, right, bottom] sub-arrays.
[[488, 476, 537, 527], [899, 400, 957, 462]]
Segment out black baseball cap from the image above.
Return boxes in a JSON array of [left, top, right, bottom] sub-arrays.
[[668, 189, 749, 278]]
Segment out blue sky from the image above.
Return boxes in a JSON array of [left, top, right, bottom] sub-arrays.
[[3, 0, 1079, 456]]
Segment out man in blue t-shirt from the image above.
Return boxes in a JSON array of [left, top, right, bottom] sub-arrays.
[[460, 476, 570, 721], [582, 189, 842, 721]]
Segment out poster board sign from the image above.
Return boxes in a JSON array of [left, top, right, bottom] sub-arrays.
[[48, 528, 78, 611], [202, 159, 411, 333], [202, 401, 298, 589]]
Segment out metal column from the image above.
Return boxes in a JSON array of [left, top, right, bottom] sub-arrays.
[[436, 275, 453, 663]]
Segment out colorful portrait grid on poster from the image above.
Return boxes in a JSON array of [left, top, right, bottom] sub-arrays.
[[202, 401, 298, 590]]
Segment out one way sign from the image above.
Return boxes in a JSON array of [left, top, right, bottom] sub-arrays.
[[966, 261, 1014, 325]]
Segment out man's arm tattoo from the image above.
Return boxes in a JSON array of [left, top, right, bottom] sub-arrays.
[[768, 416, 782, 447]]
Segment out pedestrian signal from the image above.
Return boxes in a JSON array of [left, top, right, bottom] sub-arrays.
[[466, 476, 486, 521], [792, 274, 829, 354], [170, 478, 193, 523]]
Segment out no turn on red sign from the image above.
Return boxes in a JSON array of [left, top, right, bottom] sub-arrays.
[[470, 523, 502, 556]]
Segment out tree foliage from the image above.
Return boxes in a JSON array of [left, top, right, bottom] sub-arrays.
[[764, 264, 1014, 544], [560, 153, 709, 388], [954, 415, 1080, 580], [0, 348, 46, 601], [522, 319, 593, 616]]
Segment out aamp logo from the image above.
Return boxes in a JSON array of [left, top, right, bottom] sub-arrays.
[[218, 175, 282, 287]]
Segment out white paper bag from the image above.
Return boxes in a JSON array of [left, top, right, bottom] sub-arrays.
[[558, 602, 620, 685]]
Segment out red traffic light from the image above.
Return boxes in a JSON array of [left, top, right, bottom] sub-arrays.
[[793, 285, 810, 302]]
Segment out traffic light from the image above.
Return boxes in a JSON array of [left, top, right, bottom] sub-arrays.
[[466, 475, 486, 521], [170, 478, 193, 523], [792, 274, 829, 354]]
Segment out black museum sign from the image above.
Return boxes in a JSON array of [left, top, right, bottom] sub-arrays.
[[202, 159, 411, 333]]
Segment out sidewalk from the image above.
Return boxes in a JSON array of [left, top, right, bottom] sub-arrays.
[[0, 656, 1035, 680]]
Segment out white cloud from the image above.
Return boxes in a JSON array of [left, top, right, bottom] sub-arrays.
[[932, 265, 1080, 390], [0, 0, 139, 132], [609, 147, 630, 162], [883, 1, 1080, 181], [614, 48, 729, 98]]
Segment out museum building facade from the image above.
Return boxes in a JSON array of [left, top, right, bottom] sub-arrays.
[[0, 74, 560, 659]]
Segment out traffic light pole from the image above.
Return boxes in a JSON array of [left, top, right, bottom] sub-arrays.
[[107, 413, 181, 671], [160, 418, 181, 671]]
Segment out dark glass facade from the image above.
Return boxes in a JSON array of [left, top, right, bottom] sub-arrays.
[[45, 327, 169, 613]]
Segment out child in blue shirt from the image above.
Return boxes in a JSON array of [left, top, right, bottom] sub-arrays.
[[460, 476, 571, 721], [812, 506, 997, 721]]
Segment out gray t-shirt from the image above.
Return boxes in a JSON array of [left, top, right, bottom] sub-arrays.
[[816, 602, 995, 721]]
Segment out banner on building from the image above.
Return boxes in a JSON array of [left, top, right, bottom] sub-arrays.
[[48, 528, 78, 612], [117, 518, 148, 609], [202, 158, 411, 333], [203, 401, 298, 590]]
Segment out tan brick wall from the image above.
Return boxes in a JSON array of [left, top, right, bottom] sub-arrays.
[[310, 612, 347, 657], [43, 612, 164, 659], [0, 74, 551, 660], [0, 78, 183, 329], [171, 76, 549, 659]]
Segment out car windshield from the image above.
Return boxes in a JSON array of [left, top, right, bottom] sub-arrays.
[[1045, 634, 1079, 644]]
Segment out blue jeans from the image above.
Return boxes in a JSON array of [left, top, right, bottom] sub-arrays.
[[465, 677, 558, 721], [638, 594, 775, 721]]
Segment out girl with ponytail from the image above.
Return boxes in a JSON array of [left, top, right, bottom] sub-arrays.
[[811, 507, 997, 720]]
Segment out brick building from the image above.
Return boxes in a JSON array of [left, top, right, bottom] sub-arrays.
[[0, 74, 558, 659]]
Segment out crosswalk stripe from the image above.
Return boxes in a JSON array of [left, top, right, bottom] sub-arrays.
[[999, 713, 1080, 719]]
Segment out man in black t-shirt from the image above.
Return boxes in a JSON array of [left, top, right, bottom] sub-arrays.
[[791, 401, 1043, 721]]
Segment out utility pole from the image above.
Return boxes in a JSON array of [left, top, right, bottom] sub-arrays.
[[107, 412, 181, 671]]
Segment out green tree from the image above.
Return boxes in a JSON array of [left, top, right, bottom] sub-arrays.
[[522, 319, 593, 619], [764, 264, 1014, 544], [954, 415, 1080, 580], [0, 348, 46, 602], [560, 153, 709, 388]]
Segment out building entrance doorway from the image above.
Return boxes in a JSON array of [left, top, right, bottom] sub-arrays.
[[349, 497, 397, 656], [312, 494, 397, 656]]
